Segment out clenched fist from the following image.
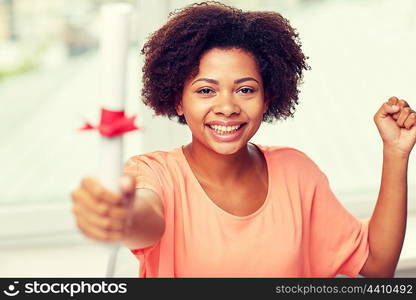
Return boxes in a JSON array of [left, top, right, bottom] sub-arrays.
[[374, 96, 416, 156]]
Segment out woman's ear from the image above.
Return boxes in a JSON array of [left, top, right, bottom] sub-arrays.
[[176, 101, 184, 116]]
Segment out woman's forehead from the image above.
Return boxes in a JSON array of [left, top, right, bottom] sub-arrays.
[[194, 48, 262, 81]]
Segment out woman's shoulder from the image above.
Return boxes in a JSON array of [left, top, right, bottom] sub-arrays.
[[257, 144, 322, 175], [125, 147, 183, 168], [258, 144, 312, 161]]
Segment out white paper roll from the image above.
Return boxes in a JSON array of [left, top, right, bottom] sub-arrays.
[[97, 3, 132, 278], [98, 3, 132, 192]]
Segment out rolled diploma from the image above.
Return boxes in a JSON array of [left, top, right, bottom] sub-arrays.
[[98, 3, 132, 277]]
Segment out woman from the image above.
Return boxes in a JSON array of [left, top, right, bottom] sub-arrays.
[[71, 2, 416, 277]]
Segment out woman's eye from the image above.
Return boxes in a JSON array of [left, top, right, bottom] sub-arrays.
[[197, 88, 214, 94], [238, 88, 254, 94]]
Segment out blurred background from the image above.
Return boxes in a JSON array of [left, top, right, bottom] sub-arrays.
[[0, 0, 415, 277]]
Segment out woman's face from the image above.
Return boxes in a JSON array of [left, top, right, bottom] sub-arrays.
[[177, 47, 267, 155]]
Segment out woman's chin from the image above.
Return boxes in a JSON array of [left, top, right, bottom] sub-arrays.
[[208, 141, 247, 156]]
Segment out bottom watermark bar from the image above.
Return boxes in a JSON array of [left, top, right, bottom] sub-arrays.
[[1, 280, 127, 298], [1, 278, 416, 299]]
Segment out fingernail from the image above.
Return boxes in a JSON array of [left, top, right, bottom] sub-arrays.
[[392, 105, 399, 109]]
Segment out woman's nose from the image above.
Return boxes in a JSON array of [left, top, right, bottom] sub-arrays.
[[212, 93, 241, 116]]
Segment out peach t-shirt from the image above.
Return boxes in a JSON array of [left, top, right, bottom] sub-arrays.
[[123, 145, 369, 278]]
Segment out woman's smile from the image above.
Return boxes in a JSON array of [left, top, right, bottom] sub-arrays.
[[205, 121, 247, 142]]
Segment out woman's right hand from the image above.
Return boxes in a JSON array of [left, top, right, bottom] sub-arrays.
[[71, 175, 136, 242]]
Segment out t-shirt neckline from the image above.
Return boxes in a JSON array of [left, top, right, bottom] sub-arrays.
[[177, 143, 271, 220]]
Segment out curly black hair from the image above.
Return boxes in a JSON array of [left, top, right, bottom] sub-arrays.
[[141, 1, 309, 124]]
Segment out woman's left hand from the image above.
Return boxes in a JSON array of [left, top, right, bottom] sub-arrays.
[[374, 96, 416, 156]]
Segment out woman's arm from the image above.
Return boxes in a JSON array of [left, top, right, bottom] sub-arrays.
[[122, 188, 165, 250], [360, 148, 408, 277], [360, 97, 416, 277]]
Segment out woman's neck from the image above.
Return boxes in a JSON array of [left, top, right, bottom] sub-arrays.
[[183, 141, 257, 185]]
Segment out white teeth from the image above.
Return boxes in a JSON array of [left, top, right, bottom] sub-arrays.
[[209, 124, 242, 133]]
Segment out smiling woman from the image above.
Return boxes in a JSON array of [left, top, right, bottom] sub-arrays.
[[70, 1, 416, 278]]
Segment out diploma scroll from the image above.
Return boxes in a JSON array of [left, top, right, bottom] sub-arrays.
[[98, 2, 132, 278]]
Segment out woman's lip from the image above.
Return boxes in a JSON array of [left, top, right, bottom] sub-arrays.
[[205, 121, 247, 126], [206, 123, 246, 142]]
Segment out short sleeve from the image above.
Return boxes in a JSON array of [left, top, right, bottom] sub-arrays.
[[308, 173, 370, 277], [123, 156, 164, 199]]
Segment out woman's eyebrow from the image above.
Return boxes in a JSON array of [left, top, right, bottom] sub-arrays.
[[234, 77, 259, 84], [191, 77, 259, 86], [191, 78, 219, 86]]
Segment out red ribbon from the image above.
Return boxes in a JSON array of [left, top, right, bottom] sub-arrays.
[[79, 108, 139, 138]]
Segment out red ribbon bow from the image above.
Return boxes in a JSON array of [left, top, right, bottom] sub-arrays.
[[79, 108, 139, 137]]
